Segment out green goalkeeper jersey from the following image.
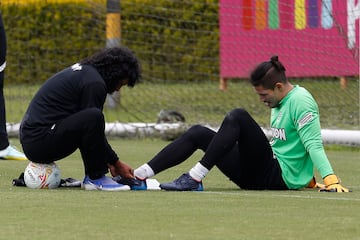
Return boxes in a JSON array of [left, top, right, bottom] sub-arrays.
[[270, 85, 334, 189]]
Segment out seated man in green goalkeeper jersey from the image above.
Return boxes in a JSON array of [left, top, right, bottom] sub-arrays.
[[133, 56, 351, 192]]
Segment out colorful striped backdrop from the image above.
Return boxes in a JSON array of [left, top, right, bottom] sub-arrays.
[[220, 0, 359, 78]]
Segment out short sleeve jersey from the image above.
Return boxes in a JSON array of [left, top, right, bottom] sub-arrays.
[[270, 85, 334, 189]]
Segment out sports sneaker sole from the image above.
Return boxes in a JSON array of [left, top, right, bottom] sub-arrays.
[[82, 183, 130, 191], [0, 156, 28, 161]]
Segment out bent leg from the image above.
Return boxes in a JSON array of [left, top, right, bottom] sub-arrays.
[[201, 108, 287, 190], [148, 125, 216, 174], [22, 108, 116, 178]]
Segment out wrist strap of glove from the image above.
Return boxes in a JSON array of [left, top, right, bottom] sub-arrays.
[[323, 174, 340, 187]]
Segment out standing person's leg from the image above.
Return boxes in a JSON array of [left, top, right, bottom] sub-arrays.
[[134, 125, 216, 179], [0, 14, 27, 160], [0, 13, 9, 150]]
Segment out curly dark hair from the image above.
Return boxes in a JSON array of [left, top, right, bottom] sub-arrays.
[[80, 46, 141, 93], [250, 55, 287, 89]]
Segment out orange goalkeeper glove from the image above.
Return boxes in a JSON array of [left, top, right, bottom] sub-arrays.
[[319, 174, 351, 192]]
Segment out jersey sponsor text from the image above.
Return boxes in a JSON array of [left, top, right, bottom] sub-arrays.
[[271, 127, 286, 141]]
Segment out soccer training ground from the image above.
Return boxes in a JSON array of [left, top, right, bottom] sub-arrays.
[[0, 138, 359, 240]]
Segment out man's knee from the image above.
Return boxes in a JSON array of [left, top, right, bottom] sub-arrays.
[[185, 124, 215, 143], [187, 124, 211, 135], [226, 108, 251, 122], [82, 108, 105, 127]]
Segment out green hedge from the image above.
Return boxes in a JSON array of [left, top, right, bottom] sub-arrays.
[[120, 1, 219, 83], [2, 3, 105, 83], [1, 0, 219, 84]]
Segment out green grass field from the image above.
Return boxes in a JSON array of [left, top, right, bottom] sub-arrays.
[[0, 138, 359, 240]]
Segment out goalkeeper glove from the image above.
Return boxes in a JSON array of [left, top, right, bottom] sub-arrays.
[[319, 174, 351, 192]]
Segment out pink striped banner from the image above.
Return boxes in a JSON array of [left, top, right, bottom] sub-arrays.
[[220, 0, 359, 78]]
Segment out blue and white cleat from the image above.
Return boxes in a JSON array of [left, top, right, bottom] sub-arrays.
[[82, 175, 130, 191], [112, 175, 147, 190], [0, 145, 27, 161], [160, 173, 204, 191]]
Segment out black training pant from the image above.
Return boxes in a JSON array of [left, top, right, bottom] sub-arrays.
[[21, 108, 116, 178], [148, 108, 288, 190], [0, 13, 9, 149]]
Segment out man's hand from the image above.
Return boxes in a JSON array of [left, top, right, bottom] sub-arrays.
[[306, 177, 325, 189], [108, 160, 134, 179], [319, 174, 351, 192]]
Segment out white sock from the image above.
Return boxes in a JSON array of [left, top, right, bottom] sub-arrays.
[[189, 162, 209, 182], [134, 163, 155, 180]]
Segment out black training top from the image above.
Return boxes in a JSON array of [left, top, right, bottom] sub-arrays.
[[20, 63, 107, 143]]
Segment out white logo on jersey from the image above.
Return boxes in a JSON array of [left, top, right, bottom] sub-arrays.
[[71, 63, 82, 71], [298, 112, 313, 128], [271, 128, 286, 141]]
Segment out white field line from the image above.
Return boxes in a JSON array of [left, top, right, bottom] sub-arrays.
[[201, 191, 360, 201]]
